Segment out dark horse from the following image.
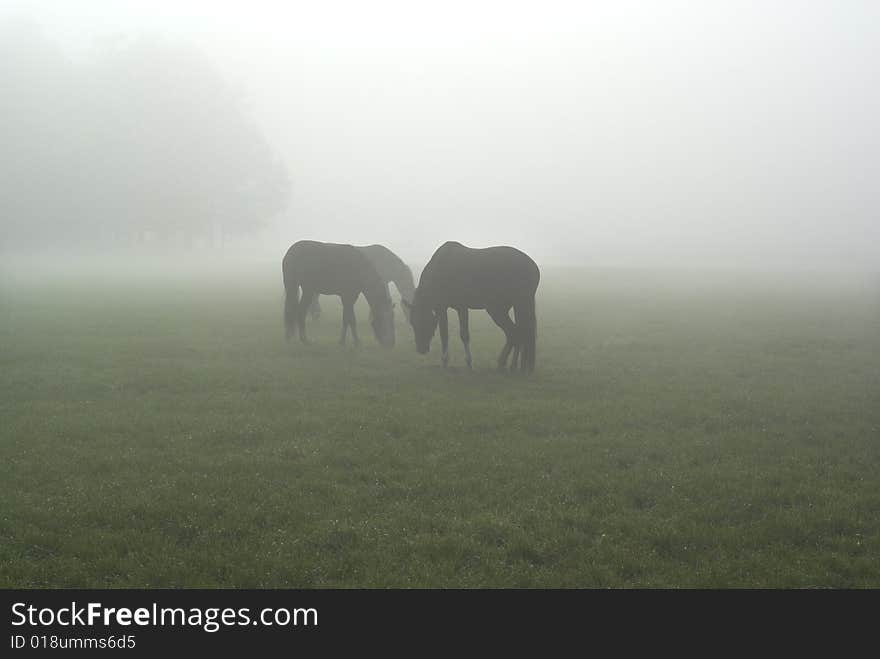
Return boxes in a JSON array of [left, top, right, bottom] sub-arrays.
[[282, 240, 395, 347], [403, 241, 540, 372], [309, 244, 416, 323]]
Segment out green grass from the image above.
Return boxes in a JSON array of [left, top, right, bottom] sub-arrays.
[[1, 263, 879, 587]]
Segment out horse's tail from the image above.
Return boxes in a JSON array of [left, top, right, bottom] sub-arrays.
[[520, 294, 537, 372], [282, 260, 299, 340]]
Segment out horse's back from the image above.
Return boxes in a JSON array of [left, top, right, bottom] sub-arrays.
[[283, 240, 373, 293], [357, 244, 390, 258], [422, 242, 539, 308], [357, 243, 405, 272], [285, 239, 356, 262]]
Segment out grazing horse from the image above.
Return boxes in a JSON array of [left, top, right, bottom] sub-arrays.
[[282, 240, 395, 347], [403, 241, 540, 372], [309, 244, 416, 322]]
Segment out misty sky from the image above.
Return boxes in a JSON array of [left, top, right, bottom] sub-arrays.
[[3, 0, 878, 268]]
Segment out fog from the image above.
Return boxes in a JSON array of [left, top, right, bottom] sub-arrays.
[[2, 0, 878, 271]]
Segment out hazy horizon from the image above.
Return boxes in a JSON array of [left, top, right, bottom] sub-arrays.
[[2, 1, 878, 271]]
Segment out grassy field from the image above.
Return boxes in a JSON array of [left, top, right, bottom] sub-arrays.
[[1, 261, 879, 587]]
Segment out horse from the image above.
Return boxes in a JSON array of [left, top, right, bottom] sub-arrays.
[[282, 240, 395, 348], [308, 244, 416, 323], [403, 241, 540, 372]]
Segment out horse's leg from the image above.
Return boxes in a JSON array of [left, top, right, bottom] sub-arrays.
[[342, 293, 360, 346], [510, 304, 534, 371], [457, 307, 472, 370], [510, 303, 522, 372], [487, 306, 516, 370], [438, 307, 449, 367], [338, 295, 349, 345], [283, 276, 299, 340], [298, 288, 317, 344]]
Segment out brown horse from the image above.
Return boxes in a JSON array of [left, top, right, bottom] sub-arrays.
[[282, 240, 395, 347], [403, 241, 539, 372], [309, 244, 415, 323]]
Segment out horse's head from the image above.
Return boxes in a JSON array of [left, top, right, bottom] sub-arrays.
[[369, 297, 396, 349], [402, 296, 437, 355]]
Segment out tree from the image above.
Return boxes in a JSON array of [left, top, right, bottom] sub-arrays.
[[0, 18, 84, 248], [0, 25, 291, 251]]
